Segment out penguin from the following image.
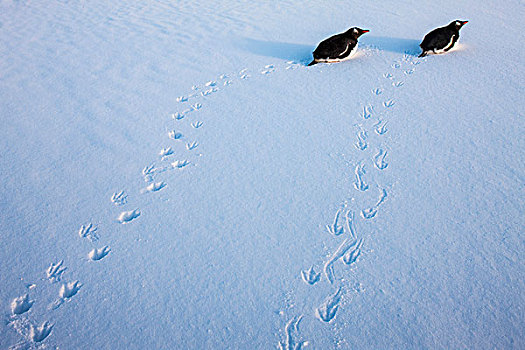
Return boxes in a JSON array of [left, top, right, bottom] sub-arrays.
[[308, 27, 369, 66], [419, 20, 468, 57]]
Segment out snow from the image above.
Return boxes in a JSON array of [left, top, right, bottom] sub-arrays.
[[1, 0, 524, 349]]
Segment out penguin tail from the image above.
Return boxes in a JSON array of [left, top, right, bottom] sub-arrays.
[[307, 59, 318, 66], [418, 51, 427, 58]]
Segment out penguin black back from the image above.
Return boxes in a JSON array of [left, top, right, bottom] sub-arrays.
[[419, 20, 468, 57], [309, 27, 369, 66]]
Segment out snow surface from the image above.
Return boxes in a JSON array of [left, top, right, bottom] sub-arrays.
[[1, 0, 524, 349]]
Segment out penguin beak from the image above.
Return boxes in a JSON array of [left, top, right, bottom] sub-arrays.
[[461, 20, 469, 25], [361, 29, 370, 34]]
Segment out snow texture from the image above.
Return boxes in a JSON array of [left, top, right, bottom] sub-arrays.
[[1, 0, 523, 349]]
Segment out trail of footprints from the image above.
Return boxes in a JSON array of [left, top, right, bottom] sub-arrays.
[[5, 61, 309, 348], [6, 54, 421, 347], [292, 51, 423, 347], [279, 316, 308, 350]]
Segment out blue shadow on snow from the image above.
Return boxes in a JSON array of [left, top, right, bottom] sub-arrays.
[[360, 36, 421, 56], [238, 38, 314, 64], [239, 36, 422, 65]]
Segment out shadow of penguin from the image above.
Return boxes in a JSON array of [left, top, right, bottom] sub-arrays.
[[238, 36, 422, 66], [237, 38, 315, 65], [360, 36, 421, 56]]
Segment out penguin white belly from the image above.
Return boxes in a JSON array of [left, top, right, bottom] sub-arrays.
[[319, 43, 358, 63], [434, 35, 456, 54]]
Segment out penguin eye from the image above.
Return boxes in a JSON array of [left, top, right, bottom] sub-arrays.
[[456, 21, 461, 26], [353, 28, 358, 34]]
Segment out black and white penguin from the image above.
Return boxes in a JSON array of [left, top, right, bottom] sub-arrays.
[[419, 20, 468, 57], [308, 27, 369, 66]]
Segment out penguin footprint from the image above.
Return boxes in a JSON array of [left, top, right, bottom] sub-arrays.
[[301, 266, 321, 285], [30, 321, 54, 342], [168, 131, 183, 140], [186, 141, 199, 150], [374, 120, 388, 135], [360, 105, 373, 119], [383, 99, 395, 108], [261, 65, 275, 74], [191, 121, 203, 129], [88, 246, 111, 261], [355, 130, 368, 150], [159, 147, 174, 158], [354, 164, 369, 191], [373, 149, 388, 170]]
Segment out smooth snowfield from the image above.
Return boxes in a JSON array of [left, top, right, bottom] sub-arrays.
[[1, 0, 524, 349]]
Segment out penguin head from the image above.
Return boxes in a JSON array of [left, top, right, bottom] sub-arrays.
[[347, 27, 370, 38], [451, 20, 468, 30]]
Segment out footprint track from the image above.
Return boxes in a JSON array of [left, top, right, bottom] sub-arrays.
[[171, 112, 185, 120], [316, 287, 342, 323], [342, 238, 364, 266], [59, 281, 82, 299], [353, 164, 369, 192], [172, 160, 190, 169], [288, 54, 420, 341], [261, 65, 276, 75], [301, 266, 321, 285], [31, 61, 400, 347], [345, 210, 358, 240], [6, 62, 299, 349], [374, 120, 388, 135], [117, 209, 141, 224], [159, 147, 174, 158], [11, 294, 34, 315], [360, 105, 373, 120], [78, 223, 98, 241], [111, 191, 128, 206], [143, 181, 166, 193], [186, 141, 199, 151], [8, 317, 54, 348], [88, 246, 111, 261], [168, 130, 183, 140], [49, 281, 82, 310], [373, 149, 389, 170], [279, 316, 307, 350], [361, 188, 388, 220], [47, 260, 67, 283], [191, 121, 203, 129], [30, 321, 54, 343], [200, 87, 218, 97], [326, 208, 344, 236], [355, 130, 368, 151], [383, 99, 395, 108], [142, 164, 156, 182], [324, 235, 363, 284]]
